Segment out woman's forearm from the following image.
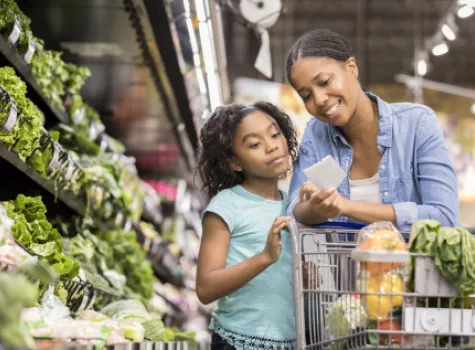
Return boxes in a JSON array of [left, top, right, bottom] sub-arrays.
[[341, 199, 396, 225], [294, 201, 327, 225]]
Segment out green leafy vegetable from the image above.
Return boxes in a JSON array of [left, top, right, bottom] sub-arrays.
[[409, 220, 475, 296], [30, 50, 67, 110], [0, 67, 43, 161], [98, 230, 154, 304], [0, 271, 38, 347], [7, 194, 80, 279]]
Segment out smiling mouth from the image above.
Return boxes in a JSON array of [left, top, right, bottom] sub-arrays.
[[322, 99, 341, 117]]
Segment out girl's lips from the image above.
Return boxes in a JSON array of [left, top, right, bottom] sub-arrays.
[[269, 156, 284, 165]]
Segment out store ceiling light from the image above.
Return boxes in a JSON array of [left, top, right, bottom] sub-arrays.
[[417, 59, 428, 76], [457, 5, 474, 18], [471, 103, 475, 114], [441, 24, 456, 41], [432, 43, 449, 56]]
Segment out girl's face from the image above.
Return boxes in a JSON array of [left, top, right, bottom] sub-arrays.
[[290, 56, 360, 127], [230, 110, 290, 180]]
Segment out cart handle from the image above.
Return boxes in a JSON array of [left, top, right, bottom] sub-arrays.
[[310, 221, 365, 230]]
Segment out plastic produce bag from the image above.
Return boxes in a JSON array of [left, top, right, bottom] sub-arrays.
[[355, 222, 407, 320], [101, 299, 150, 322], [101, 299, 150, 342], [0, 204, 14, 244], [357, 222, 407, 275], [325, 294, 368, 350], [0, 244, 36, 267]]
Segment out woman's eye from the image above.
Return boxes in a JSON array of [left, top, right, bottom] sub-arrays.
[[320, 79, 329, 86], [301, 94, 310, 101], [272, 132, 281, 139]]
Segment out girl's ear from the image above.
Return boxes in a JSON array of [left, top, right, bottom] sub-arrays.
[[230, 157, 243, 172]]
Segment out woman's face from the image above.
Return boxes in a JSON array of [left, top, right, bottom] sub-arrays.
[[290, 56, 360, 127]]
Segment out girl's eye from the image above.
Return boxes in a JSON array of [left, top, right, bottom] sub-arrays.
[[302, 94, 310, 101], [250, 142, 260, 149], [320, 79, 329, 87], [272, 131, 282, 139]]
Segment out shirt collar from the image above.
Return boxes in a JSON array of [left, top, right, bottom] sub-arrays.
[[329, 91, 393, 148]]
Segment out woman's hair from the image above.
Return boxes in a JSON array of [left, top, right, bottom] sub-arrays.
[[197, 102, 298, 198], [285, 29, 354, 83]]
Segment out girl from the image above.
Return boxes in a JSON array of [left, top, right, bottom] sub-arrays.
[[285, 29, 459, 231], [196, 102, 299, 350]]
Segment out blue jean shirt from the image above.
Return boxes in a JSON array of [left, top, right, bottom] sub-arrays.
[[286, 91, 459, 232]]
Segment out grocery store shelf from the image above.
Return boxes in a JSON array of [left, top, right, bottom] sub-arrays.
[[0, 36, 69, 126], [0, 340, 204, 350], [0, 143, 109, 232]]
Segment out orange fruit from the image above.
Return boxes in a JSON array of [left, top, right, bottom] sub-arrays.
[[359, 229, 407, 275]]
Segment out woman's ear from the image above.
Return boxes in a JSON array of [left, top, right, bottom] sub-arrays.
[[230, 157, 243, 172], [346, 57, 358, 79]]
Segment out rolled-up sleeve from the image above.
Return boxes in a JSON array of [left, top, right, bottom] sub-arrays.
[[394, 111, 459, 230], [286, 128, 318, 217]]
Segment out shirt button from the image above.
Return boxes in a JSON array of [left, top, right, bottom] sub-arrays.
[[381, 164, 386, 170], [384, 191, 389, 197]]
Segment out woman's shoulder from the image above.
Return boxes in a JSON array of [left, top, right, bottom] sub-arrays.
[[300, 117, 332, 143], [389, 102, 441, 134], [390, 102, 437, 123]]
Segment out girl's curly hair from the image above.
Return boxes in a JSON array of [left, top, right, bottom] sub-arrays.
[[197, 101, 298, 198]]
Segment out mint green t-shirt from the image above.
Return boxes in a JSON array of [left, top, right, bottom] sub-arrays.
[[201, 185, 296, 349]]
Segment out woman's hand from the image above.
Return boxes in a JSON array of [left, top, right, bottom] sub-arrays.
[[261, 216, 293, 265], [299, 181, 346, 219]]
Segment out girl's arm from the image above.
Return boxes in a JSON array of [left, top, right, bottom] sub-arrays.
[[196, 213, 291, 305]]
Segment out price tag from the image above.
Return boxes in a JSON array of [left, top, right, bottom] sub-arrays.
[[78, 284, 95, 312], [48, 144, 61, 171], [115, 212, 124, 227], [2, 95, 17, 132], [100, 133, 108, 151], [8, 19, 21, 46], [144, 237, 152, 253], [64, 158, 75, 180], [72, 107, 85, 125], [124, 218, 132, 232], [23, 38, 36, 64]]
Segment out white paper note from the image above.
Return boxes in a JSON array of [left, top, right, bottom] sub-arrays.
[[303, 155, 346, 190]]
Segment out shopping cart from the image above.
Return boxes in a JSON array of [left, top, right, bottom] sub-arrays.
[[287, 222, 474, 350]]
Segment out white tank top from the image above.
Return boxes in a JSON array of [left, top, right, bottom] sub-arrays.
[[349, 172, 382, 204]]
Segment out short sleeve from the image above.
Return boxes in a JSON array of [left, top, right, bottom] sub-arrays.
[[201, 191, 235, 232]]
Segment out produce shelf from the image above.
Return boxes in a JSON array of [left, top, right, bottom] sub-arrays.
[[0, 341, 205, 350], [63, 277, 126, 314], [0, 143, 109, 232], [0, 36, 69, 125]]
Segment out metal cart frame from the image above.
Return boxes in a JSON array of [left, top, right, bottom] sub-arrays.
[[287, 222, 474, 350]]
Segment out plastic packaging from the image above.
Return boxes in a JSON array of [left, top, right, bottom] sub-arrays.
[[354, 222, 407, 320], [325, 294, 368, 350], [356, 222, 407, 275], [0, 204, 14, 244]]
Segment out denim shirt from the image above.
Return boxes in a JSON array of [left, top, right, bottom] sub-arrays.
[[286, 91, 459, 232]]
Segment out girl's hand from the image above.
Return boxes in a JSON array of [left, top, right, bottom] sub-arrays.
[[262, 216, 292, 265], [299, 181, 345, 219]]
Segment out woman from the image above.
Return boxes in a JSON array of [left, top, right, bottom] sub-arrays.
[[285, 29, 459, 231]]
